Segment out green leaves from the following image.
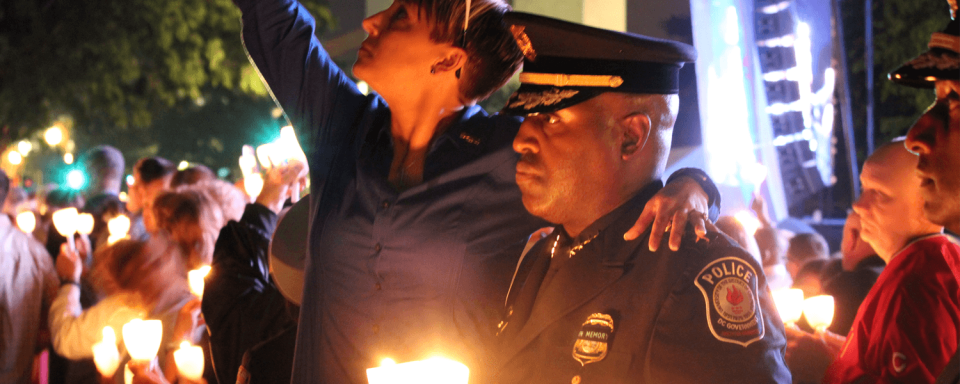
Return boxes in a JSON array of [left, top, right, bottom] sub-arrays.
[[0, 0, 332, 139]]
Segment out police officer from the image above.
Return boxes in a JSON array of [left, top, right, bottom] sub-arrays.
[[495, 13, 791, 384]]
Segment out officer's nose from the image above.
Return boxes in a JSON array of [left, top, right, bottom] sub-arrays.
[[513, 116, 542, 155]]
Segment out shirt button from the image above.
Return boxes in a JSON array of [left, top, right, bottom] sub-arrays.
[[382, 200, 390, 209], [374, 243, 382, 252], [375, 283, 382, 291], [571, 375, 581, 384]]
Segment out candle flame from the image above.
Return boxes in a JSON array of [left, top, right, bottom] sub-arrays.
[[772, 288, 804, 324], [188, 265, 212, 298], [802, 295, 835, 331], [93, 326, 120, 377], [367, 357, 469, 384], [121, 319, 163, 362], [52, 208, 79, 237], [76, 213, 95, 235]]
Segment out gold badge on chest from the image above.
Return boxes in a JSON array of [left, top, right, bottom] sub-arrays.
[[572, 313, 614, 366]]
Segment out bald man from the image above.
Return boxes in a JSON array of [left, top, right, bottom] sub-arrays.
[[822, 141, 960, 383]]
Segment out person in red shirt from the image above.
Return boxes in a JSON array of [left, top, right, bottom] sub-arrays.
[[786, 141, 960, 383]]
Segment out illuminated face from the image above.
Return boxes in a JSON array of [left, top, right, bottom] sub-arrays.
[[852, 145, 934, 259], [513, 94, 624, 231], [905, 80, 960, 233], [353, 1, 450, 98]]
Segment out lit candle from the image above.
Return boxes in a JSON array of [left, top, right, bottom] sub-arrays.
[[772, 288, 804, 325], [121, 319, 163, 362], [188, 265, 212, 298], [76, 213, 95, 235], [92, 326, 120, 378], [802, 295, 835, 332], [173, 341, 204, 382], [16, 211, 36, 233], [52, 207, 79, 251], [107, 215, 131, 245], [366, 357, 469, 384], [255, 142, 279, 169], [243, 173, 264, 199]]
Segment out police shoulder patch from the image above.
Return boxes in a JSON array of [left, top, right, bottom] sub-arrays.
[[693, 257, 764, 347]]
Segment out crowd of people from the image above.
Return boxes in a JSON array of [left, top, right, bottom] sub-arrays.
[[2, 0, 958, 383]]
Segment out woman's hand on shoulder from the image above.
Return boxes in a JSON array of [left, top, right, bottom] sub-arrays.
[[624, 176, 710, 252]]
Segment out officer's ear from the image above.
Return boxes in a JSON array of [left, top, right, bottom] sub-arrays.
[[621, 113, 651, 159]]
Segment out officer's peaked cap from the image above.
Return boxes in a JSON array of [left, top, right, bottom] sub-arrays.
[[888, 9, 959, 88], [502, 12, 696, 115]]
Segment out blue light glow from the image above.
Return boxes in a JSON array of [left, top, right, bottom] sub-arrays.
[[67, 170, 86, 190]]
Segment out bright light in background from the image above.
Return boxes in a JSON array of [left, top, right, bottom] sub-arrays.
[[67, 170, 85, 190], [118, 192, 128, 202], [178, 161, 189, 170], [45, 126, 63, 146], [126, 175, 135, 186], [17, 141, 32, 155], [723, 7, 740, 45], [734, 211, 761, 236], [356, 81, 370, 96], [7, 151, 22, 165], [64, 153, 74, 164], [700, 4, 766, 206], [762, 21, 835, 185]]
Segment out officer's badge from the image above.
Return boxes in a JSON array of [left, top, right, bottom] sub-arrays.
[[694, 257, 764, 347], [572, 313, 614, 366]]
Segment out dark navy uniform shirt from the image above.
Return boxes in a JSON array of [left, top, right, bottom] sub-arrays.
[[497, 182, 791, 384]]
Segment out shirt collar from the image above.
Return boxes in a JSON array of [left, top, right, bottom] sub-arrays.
[[557, 180, 665, 245]]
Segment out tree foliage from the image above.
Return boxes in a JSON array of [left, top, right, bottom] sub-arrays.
[[840, 0, 948, 147], [0, 0, 334, 143]]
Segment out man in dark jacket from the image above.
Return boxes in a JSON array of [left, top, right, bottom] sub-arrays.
[[201, 161, 306, 384], [496, 13, 791, 384]]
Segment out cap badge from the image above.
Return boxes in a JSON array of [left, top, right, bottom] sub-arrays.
[[508, 89, 580, 110], [694, 257, 764, 347], [510, 25, 537, 61], [572, 313, 614, 366]]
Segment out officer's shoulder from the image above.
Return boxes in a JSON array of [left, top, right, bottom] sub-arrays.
[[683, 230, 761, 269]]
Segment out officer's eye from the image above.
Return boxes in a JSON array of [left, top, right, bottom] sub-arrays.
[[546, 114, 559, 124]]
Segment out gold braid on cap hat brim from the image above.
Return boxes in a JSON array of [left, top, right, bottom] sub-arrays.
[[930, 32, 960, 53], [519, 73, 625, 88]]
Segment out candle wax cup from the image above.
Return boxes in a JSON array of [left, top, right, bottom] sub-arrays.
[[174, 341, 205, 381]]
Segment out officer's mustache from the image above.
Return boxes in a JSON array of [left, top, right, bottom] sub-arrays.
[[517, 153, 541, 168]]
